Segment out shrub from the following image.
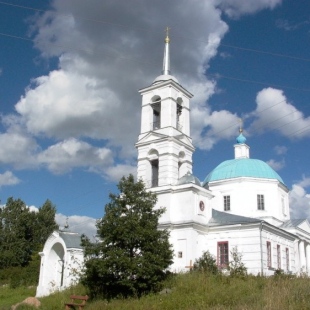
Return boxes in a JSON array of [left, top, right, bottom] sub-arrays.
[[228, 247, 247, 277], [193, 251, 219, 274]]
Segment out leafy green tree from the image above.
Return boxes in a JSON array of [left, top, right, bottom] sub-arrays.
[[82, 175, 173, 299], [193, 251, 219, 275], [228, 247, 247, 277], [34, 199, 59, 249], [0, 197, 58, 269]]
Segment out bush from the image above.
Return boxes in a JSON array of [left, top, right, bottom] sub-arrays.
[[228, 247, 247, 277], [0, 254, 40, 288], [193, 251, 219, 274]]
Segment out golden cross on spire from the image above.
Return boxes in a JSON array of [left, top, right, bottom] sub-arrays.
[[165, 26, 170, 43]]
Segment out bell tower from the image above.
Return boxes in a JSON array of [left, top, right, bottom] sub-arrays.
[[136, 30, 195, 188]]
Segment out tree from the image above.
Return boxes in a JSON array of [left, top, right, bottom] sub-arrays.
[[34, 199, 59, 249], [0, 197, 58, 269], [193, 251, 219, 275], [82, 175, 173, 299], [228, 247, 247, 277]]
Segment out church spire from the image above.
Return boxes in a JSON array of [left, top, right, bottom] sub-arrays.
[[162, 27, 171, 75]]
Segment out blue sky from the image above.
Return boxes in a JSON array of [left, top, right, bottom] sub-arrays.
[[0, 0, 309, 237]]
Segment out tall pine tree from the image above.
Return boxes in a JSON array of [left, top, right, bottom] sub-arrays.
[[82, 175, 173, 299]]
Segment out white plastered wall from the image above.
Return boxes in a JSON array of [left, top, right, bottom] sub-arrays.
[[209, 178, 290, 225], [36, 231, 84, 297]]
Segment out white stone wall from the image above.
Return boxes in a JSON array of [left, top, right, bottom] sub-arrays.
[[36, 231, 84, 297], [209, 178, 290, 224]]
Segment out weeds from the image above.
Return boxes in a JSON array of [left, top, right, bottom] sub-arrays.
[[1, 273, 310, 309]]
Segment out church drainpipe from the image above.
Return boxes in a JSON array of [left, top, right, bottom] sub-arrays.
[[260, 222, 263, 275]]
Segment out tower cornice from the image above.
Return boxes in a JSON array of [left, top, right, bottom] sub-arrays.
[[139, 79, 193, 98]]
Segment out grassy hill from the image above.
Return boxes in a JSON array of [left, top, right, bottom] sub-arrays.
[[2, 272, 310, 309]]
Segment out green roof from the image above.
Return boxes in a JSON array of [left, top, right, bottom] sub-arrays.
[[203, 158, 285, 186]]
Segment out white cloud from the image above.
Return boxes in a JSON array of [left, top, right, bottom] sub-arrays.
[[289, 177, 310, 219], [215, 0, 282, 18], [192, 107, 240, 150], [276, 19, 309, 31], [249, 88, 310, 139], [55, 213, 97, 240], [38, 138, 114, 174], [104, 164, 137, 183], [274, 145, 287, 155], [15, 68, 122, 142], [28, 205, 39, 213], [0, 171, 20, 187], [1, 0, 287, 177], [0, 131, 38, 169], [266, 159, 285, 171]]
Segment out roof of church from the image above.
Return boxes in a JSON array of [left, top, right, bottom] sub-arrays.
[[236, 132, 247, 144], [280, 219, 306, 228], [177, 172, 201, 186], [59, 231, 83, 249], [209, 209, 261, 226], [203, 129, 286, 187], [203, 158, 285, 186], [153, 74, 179, 84]]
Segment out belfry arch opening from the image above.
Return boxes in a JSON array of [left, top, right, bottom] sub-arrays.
[[151, 96, 161, 130], [176, 97, 183, 131], [148, 149, 159, 187]]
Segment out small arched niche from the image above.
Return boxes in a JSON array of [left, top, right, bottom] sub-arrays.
[[47, 242, 65, 288], [151, 95, 161, 130], [178, 151, 186, 179]]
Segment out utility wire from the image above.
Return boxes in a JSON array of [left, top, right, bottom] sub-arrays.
[[0, 0, 309, 63], [1, 30, 309, 93]]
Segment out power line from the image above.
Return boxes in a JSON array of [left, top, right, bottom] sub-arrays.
[[0, 0, 309, 63], [1, 30, 309, 94], [209, 73, 310, 92]]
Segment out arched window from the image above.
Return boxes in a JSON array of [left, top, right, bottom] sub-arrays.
[[148, 149, 159, 187], [176, 97, 183, 131], [151, 159, 159, 187], [151, 96, 161, 130]]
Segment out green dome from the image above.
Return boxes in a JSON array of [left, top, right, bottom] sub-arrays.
[[203, 158, 285, 186], [178, 172, 201, 186]]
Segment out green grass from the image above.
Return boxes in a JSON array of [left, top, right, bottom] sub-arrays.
[[0, 285, 36, 310], [2, 273, 310, 309]]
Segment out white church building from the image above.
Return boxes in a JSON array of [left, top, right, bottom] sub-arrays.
[[37, 33, 310, 296], [136, 33, 310, 275]]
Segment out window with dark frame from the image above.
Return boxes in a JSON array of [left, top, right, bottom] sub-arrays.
[[285, 248, 289, 272], [277, 244, 281, 270], [267, 241, 272, 268], [217, 241, 229, 268], [152, 99, 161, 130], [257, 194, 265, 210], [224, 195, 230, 211], [151, 159, 159, 187]]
